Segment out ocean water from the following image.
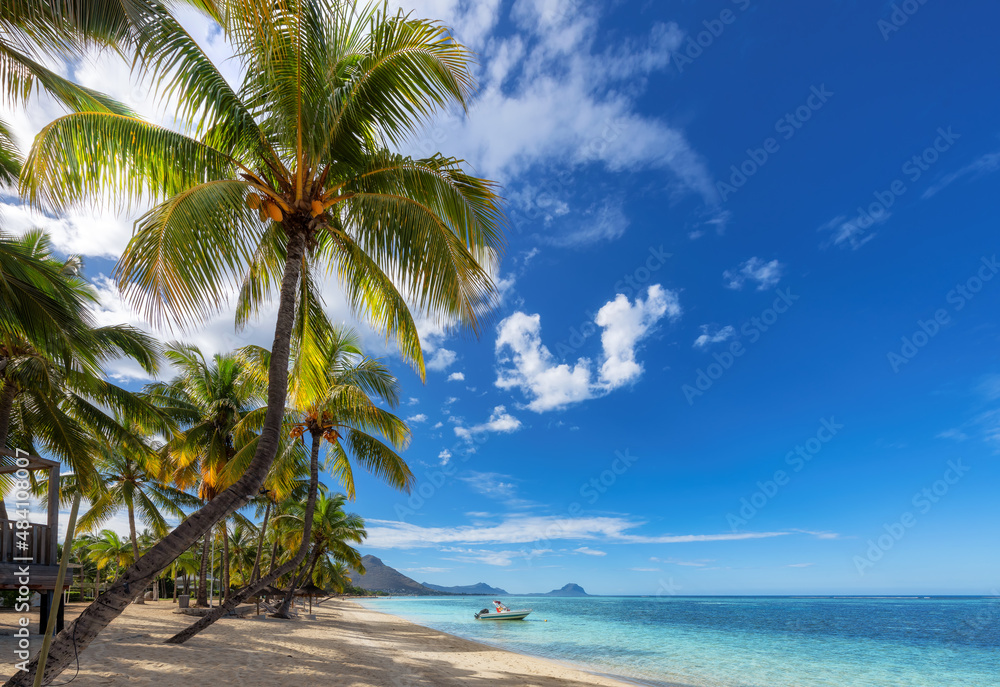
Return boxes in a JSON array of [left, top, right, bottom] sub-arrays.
[[354, 596, 1000, 687]]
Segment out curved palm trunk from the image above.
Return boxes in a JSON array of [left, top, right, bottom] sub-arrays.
[[250, 499, 272, 584], [196, 535, 209, 606], [166, 422, 322, 642], [127, 502, 144, 604], [221, 523, 231, 604], [8, 232, 306, 687]]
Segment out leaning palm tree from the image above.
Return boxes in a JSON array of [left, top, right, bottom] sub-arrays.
[[13, 2, 503, 680]]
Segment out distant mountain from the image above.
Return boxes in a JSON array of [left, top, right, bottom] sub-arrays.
[[422, 582, 509, 595], [348, 556, 438, 595], [527, 583, 590, 597]]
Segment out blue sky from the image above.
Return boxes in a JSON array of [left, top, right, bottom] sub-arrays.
[[3, 0, 999, 595]]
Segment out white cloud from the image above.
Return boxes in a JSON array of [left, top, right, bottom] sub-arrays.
[[693, 325, 735, 349], [400, 1, 715, 205], [818, 214, 883, 251], [723, 257, 784, 291], [460, 472, 517, 499], [448, 372, 465, 382], [427, 348, 458, 372], [363, 514, 792, 549], [437, 449, 452, 465], [542, 197, 629, 247], [454, 406, 522, 443], [496, 285, 679, 411], [923, 149, 1000, 198], [574, 546, 607, 556], [442, 547, 552, 567], [631, 567, 660, 572], [407, 414, 428, 424]]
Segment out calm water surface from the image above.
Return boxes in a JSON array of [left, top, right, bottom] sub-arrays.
[[355, 596, 1000, 687]]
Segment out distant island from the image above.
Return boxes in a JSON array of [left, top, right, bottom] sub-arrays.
[[349, 556, 590, 596], [422, 581, 510, 595]]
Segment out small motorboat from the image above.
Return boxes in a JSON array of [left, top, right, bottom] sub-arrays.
[[475, 600, 531, 620]]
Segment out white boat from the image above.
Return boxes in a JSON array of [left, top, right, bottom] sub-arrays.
[[475, 601, 531, 620]]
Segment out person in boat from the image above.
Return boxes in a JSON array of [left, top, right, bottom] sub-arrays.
[[493, 600, 509, 613]]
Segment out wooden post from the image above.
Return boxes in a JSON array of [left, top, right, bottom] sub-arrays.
[[46, 466, 59, 565]]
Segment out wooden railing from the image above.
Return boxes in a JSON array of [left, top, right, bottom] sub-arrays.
[[0, 520, 54, 566]]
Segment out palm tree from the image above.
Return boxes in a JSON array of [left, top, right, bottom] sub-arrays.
[[13, 2, 503, 680], [272, 493, 364, 615], [0, 231, 162, 488], [148, 344, 265, 605], [87, 530, 134, 581], [73, 432, 198, 603], [171, 326, 409, 634]]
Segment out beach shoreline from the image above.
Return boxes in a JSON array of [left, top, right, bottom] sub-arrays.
[[0, 599, 645, 686]]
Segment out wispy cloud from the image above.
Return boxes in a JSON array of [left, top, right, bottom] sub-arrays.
[[574, 546, 607, 556], [363, 515, 793, 549], [724, 257, 784, 291], [923, 149, 1000, 198], [693, 325, 735, 349]]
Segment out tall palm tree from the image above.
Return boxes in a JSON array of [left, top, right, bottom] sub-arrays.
[[13, 2, 503, 680]]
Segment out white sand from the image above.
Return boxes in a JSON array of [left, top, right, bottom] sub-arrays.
[[0, 599, 635, 686]]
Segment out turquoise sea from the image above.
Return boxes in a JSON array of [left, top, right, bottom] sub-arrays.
[[354, 596, 1000, 687]]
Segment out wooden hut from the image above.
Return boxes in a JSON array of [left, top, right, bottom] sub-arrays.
[[0, 449, 72, 634]]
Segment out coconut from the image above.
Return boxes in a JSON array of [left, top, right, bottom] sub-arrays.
[[265, 202, 283, 222], [311, 200, 324, 217]]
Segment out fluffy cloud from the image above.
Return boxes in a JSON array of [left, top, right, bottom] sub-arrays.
[[448, 372, 465, 382], [427, 348, 458, 372], [407, 414, 428, 424], [724, 257, 784, 291], [437, 449, 452, 466], [693, 325, 736, 349], [496, 285, 679, 411], [454, 406, 522, 443]]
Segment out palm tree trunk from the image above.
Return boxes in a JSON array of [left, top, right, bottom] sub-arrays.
[[94, 568, 100, 600], [7, 232, 307, 686], [127, 502, 144, 604], [250, 499, 271, 584], [172, 563, 178, 603], [196, 535, 209, 606], [275, 429, 322, 617], [221, 522, 231, 604], [268, 540, 279, 575], [167, 420, 322, 642]]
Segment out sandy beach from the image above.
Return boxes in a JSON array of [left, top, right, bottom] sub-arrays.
[[0, 600, 634, 686]]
